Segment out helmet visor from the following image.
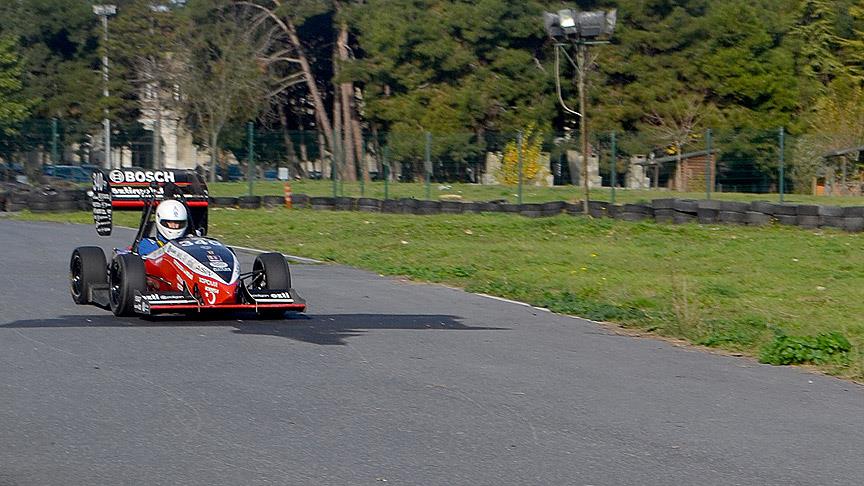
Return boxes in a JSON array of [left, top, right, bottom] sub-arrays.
[[163, 219, 187, 230]]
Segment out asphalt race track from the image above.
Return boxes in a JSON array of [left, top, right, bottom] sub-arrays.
[[1, 220, 863, 485]]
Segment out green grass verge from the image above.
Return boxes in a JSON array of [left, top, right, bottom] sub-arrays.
[[214, 180, 864, 207], [17, 208, 864, 379]]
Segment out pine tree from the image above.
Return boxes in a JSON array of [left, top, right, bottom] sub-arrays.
[[792, 0, 843, 88], [841, 1, 864, 81]]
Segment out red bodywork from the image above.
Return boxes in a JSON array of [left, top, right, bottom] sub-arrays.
[[138, 241, 306, 314]]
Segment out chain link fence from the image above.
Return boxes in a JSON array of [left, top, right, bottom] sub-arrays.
[[1, 119, 862, 204]]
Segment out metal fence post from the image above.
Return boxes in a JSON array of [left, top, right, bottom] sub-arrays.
[[359, 137, 366, 197], [383, 145, 390, 200], [779, 127, 785, 203], [705, 128, 712, 200], [517, 131, 524, 204], [247, 121, 255, 196], [425, 131, 432, 200], [332, 126, 340, 198], [610, 131, 617, 205], [51, 118, 59, 163]]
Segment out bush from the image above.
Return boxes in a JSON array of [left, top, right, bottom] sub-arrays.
[[498, 123, 543, 185], [759, 331, 852, 366]]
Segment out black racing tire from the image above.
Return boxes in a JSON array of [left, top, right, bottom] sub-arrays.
[[652, 199, 675, 210], [54, 190, 77, 202], [310, 196, 335, 210], [53, 200, 79, 212], [238, 195, 262, 209], [28, 201, 51, 212], [797, 215, 820, 228], [622, 203, 653, 215], [292, 193, 310, 208], [440, 201, 464, 214], [262, 195, 284, 208], [843, 206, 864, 218], [381, 200, 400, 213], [358, 198, 382, 212], [796, 205, 820, 216], [654, 209, 675, 223], [211, 196, 238, 208], [252, 253, 292, 319], [463, 202, 483, 214], [818, 205, 844, 217], [27, 191, 54, 204], [565, 202, 584, 215], [70, 246, 107, 305], [109, 254, 147, 317], [519, 203, 543, 218], [334, 197, 355, 211], [9, 191, 29, 204], [253, 253, 292, 290]]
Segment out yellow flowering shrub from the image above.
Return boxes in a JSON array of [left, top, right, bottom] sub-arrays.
[[498, 124, 544, 185]]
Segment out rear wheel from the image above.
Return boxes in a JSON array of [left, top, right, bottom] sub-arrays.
[[70, 246, 107, 305], [252, 253, 291, 319], [109, 254, 147, 317]]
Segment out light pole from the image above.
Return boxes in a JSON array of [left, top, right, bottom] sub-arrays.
[[93, 4, 117, 169], [544, 8, 616, 214]]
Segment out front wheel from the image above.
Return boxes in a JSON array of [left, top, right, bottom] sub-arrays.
[[252, 253, 291, 290], [252, 253, 292, 319], [70, 246, 107, 305], [109, 254, 146, 317]]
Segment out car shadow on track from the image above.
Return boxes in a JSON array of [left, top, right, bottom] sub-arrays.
[[1, 313, 507, 346]]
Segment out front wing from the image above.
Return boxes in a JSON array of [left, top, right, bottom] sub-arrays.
[[133, 288, 306, 315]]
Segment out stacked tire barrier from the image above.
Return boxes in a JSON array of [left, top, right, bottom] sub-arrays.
[[299, 196, 864, 233], [1, 185, 86, 212], [5, 186, 864, 233]]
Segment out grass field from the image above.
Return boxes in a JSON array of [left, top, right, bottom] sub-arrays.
[[212, 180, 864, 207], [18, 208, 864, 379]]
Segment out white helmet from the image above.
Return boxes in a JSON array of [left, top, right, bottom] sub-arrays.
[[155, 199, 188, 241]]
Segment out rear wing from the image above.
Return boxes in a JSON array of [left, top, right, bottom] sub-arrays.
[[91, 168, 209, 237]]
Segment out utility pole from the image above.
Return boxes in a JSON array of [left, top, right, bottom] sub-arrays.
[[577, 42, 589, 214], [543, 8, 616, 215], [93, 5, 116, 169]]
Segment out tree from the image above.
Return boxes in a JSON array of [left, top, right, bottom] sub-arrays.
[[0, 36, 30, 127], [790, 0, 843, 92], [176, 6, 268, 182], [643, 95, 710, 190], [110, 0, 187, 167], [840, 0, 864, 81], [590, 0, 711, 148], [352, 0, 554, 179], [234, 0, 337, 170], [0, 0, 100, 122]]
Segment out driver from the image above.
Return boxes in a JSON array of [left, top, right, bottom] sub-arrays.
[[138, 199, 188, 256]]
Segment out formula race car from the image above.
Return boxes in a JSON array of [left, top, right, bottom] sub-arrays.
[[69, 168, 306, 318]]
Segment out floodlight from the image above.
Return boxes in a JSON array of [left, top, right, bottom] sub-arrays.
[[605, 9, 617, 35], [577, 11, 606, 37], [560, 9, 578, 36], [543, 12, 563, 39], [92, 4, 117, 15], [543, 8, 617, 41], [558, 9, 576, 28]]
